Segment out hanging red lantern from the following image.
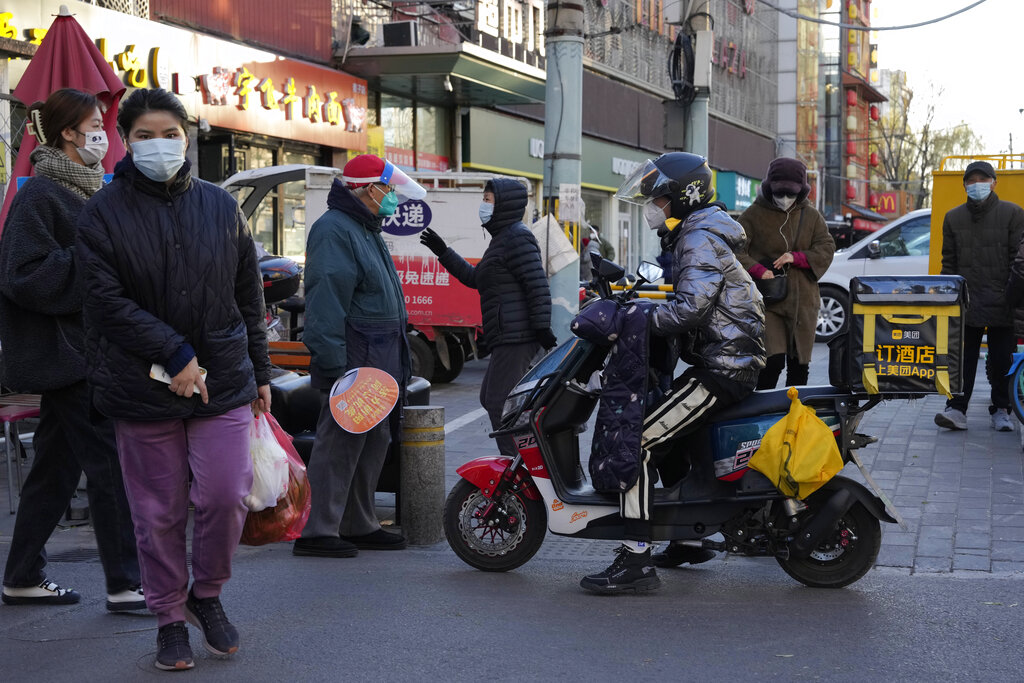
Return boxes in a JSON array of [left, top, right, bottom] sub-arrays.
[[869, 193, 879, 208], [846, 89, 857, 107], [846, 141, 857, 156], [870, 104, 880, 121], [870, 151, 879, 166], [846, 182, 856, 200]]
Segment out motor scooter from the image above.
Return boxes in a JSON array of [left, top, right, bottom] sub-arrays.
[[443, 259, 899, 589]]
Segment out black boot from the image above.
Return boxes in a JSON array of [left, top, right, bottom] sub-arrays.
[[580, 546, 661, 594], [652, 541, 716, 568]]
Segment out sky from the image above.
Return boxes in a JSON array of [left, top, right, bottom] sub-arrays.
[[872, 0, 1024, 155]]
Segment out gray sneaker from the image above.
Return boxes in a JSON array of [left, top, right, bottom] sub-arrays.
[[992, 410, 1015, 432], [935, 408, 968, 430]]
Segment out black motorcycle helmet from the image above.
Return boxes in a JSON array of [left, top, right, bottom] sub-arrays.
[[616, 152, 715, 222]]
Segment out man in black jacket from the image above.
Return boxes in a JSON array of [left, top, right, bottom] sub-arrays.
[[936, 161, 1024, 432], [420, 178, 556, 455]]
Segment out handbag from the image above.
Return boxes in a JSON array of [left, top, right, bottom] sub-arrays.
[[756, 272, 788, 304]]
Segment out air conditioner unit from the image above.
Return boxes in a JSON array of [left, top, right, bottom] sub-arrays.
[[383, 21, 418, 47]]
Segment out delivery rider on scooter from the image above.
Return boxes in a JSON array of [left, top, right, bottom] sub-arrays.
[[580, 152, 767, 594]]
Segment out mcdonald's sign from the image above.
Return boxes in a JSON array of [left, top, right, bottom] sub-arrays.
[[876, 192, 899, 214]]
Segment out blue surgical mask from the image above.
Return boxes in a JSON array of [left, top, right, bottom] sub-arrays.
[[966, 182, 992, 202], [130, 138, 185, 182], [479, 201, 494, 224]]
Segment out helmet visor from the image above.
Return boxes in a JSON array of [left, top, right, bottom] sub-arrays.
[[615, 160, 675, 206], [343, 159, 428, 202]]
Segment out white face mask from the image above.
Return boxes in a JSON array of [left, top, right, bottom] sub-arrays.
[[130, 138, 186, 182], [76, 130, 108, 166], [774, 195, 796, 211], [479, 201, 494, 224], [644, 202, 667, 230]]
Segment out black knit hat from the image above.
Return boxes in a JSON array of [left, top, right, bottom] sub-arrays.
[[963, 161, 996, 181]]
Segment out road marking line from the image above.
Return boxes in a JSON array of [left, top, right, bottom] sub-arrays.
[[445, 407, 488, 435]]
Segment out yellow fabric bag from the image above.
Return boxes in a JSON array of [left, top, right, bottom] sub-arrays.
[[748, 387, 844, 499]]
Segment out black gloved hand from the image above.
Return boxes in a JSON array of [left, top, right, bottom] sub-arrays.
[[537, 328, 558, 350], [419, 228, 447, 256]]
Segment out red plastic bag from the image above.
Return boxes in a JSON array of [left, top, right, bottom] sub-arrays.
[[240, 414, 311, 546]]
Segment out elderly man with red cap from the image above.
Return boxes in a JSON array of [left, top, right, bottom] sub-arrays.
[[293, 155, 426, 558]]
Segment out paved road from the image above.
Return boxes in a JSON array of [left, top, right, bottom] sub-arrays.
[[2, 342, 1024, 680]]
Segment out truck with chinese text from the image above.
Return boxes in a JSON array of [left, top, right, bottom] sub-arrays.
[[222, 164, 534, 383]]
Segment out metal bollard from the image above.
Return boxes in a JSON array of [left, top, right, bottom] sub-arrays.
[[399, 405, 445, 545]]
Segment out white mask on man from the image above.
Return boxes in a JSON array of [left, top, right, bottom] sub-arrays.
[[774, 195, 796, 212], [644, 202, 667, 230]]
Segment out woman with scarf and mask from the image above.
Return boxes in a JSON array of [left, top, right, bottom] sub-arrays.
[[76, 88, 272, 671], [293, 154, 425, 560], [419, 178, 555, 457], [738, 157, 835, 390], [0, 89, 144, 613]]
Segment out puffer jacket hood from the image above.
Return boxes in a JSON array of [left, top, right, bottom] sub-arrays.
[[483, 177, 529, 235], [652, 206, 765, 386]]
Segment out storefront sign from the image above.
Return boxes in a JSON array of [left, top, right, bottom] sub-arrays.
[[714, 171, 761, 212], [528, 138, 544, 159], [4, 1, 368, 151], [612, 157, 642, 177], [476, 0, 546, 56], [385, 146, 449, 172], [876, 192, 898, 214]]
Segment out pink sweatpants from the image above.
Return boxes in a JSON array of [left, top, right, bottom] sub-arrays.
[[114, 406, 252, 626]]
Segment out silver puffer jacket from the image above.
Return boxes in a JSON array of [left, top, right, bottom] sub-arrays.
[[651, 206, 766, 387]]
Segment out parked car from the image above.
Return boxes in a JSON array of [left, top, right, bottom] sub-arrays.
[[816, 208, 931, 342]]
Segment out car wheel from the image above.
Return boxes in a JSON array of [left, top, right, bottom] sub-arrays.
[[816, 286, 849, 343]]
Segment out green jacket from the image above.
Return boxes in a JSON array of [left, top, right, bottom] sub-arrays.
[[303, 185, 406, 388]]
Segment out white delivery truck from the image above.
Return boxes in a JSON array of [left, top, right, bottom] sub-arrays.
[[222, 164, 535, 383]]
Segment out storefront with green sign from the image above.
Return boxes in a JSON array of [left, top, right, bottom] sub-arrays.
[[713, 170, 762, 214]]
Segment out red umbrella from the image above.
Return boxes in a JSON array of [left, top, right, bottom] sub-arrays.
[[0, 5, 127, 228]]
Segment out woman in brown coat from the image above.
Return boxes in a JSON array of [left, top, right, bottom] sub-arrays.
[[738, 157, 835, 389]]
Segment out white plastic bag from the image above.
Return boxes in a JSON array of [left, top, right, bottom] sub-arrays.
[[244, 414, 290, 512]]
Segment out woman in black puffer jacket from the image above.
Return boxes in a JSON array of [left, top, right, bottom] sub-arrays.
[[76, 88, 271, 671], [420, 177, 554, 455]]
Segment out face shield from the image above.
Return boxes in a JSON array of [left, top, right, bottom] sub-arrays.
[[614, 160, 674, 206], [342, 159, 427, 202]]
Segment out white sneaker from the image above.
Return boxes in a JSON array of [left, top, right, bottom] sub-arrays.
[[2, 579, 80, 605], [991, 410, 1015, 432], [934, 408, 968, 430], [106, 585, 147, 612]]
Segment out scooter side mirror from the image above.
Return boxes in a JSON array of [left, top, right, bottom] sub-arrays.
[[596, 258, 626, 282], [636, 261, 664, 284]]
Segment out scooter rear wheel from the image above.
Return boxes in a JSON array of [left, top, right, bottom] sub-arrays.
[[443, 479, 546, 572], [776, 501, 881, 588]]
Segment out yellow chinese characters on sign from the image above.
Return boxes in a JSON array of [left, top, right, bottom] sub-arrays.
[[874, 342, 937, 380]]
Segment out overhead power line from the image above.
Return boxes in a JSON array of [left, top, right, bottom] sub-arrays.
[[755, 0, 990, 31]]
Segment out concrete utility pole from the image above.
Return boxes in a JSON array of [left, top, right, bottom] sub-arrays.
[[542, 0, 584, 340]]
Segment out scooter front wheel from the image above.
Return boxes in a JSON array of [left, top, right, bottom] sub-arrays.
[[776, 500, 881, 588], [443, 479, 546, 572]]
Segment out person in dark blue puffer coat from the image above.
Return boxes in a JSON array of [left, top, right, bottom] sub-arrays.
[[420, 177, 555, 455]]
